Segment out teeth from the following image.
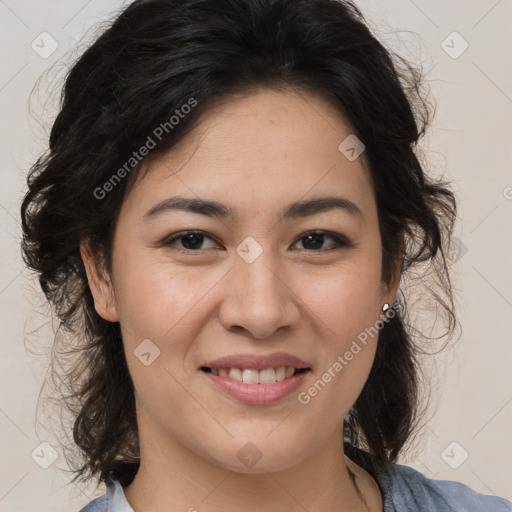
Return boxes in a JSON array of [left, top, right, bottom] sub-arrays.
[[211, 366, 304, 384], [242, 369, 259, 384], [228, 368, 242, 381], [258, 368, 276, 384]]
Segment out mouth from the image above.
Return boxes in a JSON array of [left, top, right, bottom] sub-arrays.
[[199, 352, 312, 405], [200, 366, 311, 384]]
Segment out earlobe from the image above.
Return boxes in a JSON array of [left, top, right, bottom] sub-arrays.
[[80, 240, 119, 322]]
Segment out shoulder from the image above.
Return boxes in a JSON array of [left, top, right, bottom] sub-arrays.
[[78, 477, 133, 512], [373, 459, 512, 512]]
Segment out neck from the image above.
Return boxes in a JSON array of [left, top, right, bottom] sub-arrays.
[[123, 421, 373, 512]]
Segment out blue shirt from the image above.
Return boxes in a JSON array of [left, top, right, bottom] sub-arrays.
[[79, 458, 512, 511]]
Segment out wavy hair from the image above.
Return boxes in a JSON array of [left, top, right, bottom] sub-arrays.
[[21, 0, 457, 488]]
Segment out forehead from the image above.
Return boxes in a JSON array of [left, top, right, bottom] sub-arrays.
[[124, 88, 375, 222]]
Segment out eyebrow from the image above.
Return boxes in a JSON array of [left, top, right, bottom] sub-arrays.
[[143, 195, 363, 221]]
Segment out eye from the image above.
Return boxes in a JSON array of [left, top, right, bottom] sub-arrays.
[[291, 230, 352, 252], [161, 230, 352, 253], [161, 231, 220, 251]]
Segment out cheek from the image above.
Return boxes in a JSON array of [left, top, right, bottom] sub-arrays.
[[111, 246, 223, 347], [295, 259, 383, 411], [111, 252, 216, 410], [301, 259, 383, 339]]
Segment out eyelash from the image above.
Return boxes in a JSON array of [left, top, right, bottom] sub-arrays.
[[161, 230, 352, 253]]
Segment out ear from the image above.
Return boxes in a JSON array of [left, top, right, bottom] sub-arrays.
[[80, 239, 119, 322], [381, 231, 405, 305]]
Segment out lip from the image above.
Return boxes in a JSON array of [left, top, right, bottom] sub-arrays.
[[201, 352, 311, 371], [202, 369, 310, 405]]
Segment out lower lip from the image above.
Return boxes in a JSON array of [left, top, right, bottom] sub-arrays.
[[202, 370, 310, 405]]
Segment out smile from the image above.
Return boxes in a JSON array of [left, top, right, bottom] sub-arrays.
[[201, 366, 310, 384], [201, 367, 311, 405]]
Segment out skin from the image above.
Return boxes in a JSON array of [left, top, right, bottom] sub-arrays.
[[81, 87, 401, 512]]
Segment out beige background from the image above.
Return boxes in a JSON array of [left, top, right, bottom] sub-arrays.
[[1, 0, 511, 510]]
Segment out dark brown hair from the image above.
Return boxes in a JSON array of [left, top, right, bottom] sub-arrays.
[[21, 0, 457, 488]]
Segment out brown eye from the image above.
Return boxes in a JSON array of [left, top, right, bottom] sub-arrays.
[[292, 231, 352, 251], [162, 231, 220, 251]]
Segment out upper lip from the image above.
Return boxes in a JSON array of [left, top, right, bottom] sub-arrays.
[[201, 352, 311, 371]]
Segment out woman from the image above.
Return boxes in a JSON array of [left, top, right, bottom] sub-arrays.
[[20, 0, 512, 511]]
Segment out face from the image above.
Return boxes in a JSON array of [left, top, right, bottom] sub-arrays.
[[83, 88, 399, 474]]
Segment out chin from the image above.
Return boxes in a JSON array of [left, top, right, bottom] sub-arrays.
[[201, 434, 306, 474]]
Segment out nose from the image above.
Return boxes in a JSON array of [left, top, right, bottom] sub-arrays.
[[217, 250, 301, 340]]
